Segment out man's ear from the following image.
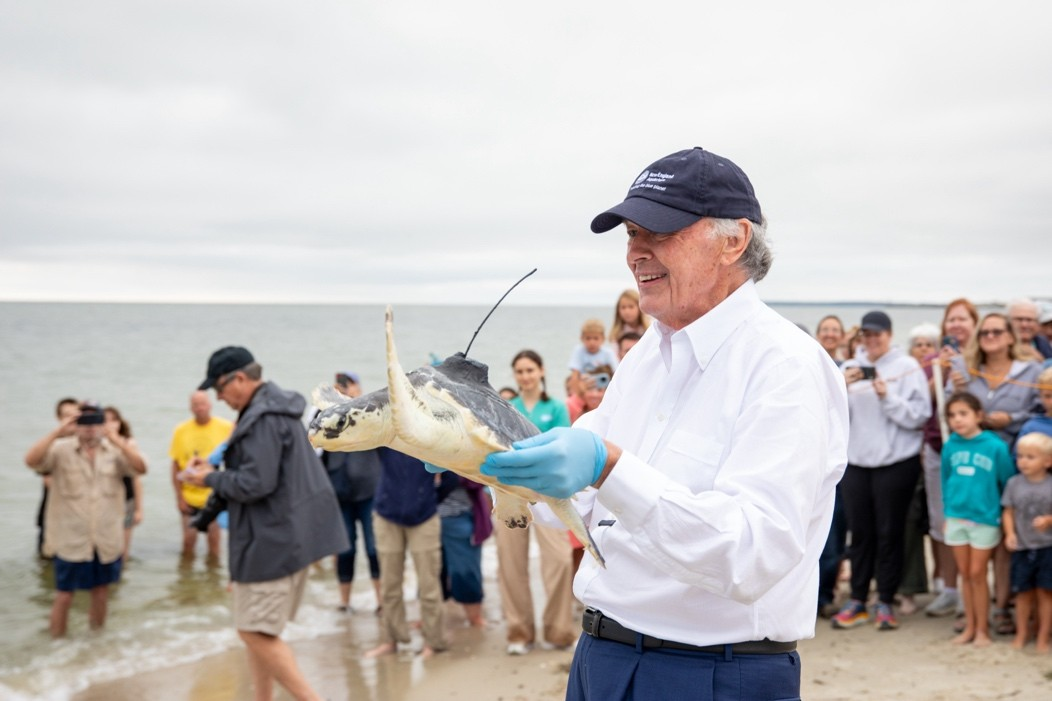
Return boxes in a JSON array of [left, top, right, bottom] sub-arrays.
[[720, 219, 752, 266]]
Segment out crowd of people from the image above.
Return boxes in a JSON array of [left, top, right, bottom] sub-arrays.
[[812, 297, 1052, 653]]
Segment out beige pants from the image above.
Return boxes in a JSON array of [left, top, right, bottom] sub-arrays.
[[372, 512, 446, 650], [494, 520, 576, 647]]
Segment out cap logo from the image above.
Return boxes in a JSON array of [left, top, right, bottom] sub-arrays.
[[629, 170, 675, 193]]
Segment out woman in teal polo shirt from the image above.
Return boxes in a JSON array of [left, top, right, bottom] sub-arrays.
[[493, 350, 575, 655]]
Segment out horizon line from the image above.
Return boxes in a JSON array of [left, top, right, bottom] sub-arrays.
[[0, 297, 1023, 309]]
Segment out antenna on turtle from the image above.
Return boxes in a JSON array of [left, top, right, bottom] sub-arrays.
[[463, 268, 537, 357]]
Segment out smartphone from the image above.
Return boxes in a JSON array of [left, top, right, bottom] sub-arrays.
[[859, 366, 877, 380], [942, 335, 959, 351]]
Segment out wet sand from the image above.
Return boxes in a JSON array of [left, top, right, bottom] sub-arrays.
[[72, 589, 1052, 701]]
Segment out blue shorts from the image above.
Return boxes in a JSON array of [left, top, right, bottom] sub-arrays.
[[944, 517, 1001, 550], [1010, 548, 1052, 594], [54, 552, 122, 592]]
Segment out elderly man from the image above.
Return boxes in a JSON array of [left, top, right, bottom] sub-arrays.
[[25, 401, 148, 637], [183, 347, 348, 701], [1007, 298, 1052, 360], [482, 148, 849, 700], [169, 390, 233, 559]]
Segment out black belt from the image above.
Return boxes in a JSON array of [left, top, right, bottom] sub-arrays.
[[582, 608, 797, 655]]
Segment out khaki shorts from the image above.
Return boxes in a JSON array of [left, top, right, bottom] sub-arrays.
[[232, 568, 309, 636]]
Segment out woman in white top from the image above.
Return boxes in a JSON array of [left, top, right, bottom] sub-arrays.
[[833, 311, 931, 632]]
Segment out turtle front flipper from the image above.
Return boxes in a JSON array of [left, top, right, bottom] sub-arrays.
[[385, 306, 447, 446], [492, 489, 532, 529]]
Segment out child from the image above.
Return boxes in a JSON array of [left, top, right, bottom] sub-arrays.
[[1017, 367, 1052, 445], [941, 392, 1016, 647], [1001, 432, 1052, 652], [608, 289, 650, 344], [568, 318, 618, 396]]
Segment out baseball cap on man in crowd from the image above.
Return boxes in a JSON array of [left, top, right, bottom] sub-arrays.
[[860, 311, 892, 333], [199, 346, 255, 390], [590, 147, 762, 234]]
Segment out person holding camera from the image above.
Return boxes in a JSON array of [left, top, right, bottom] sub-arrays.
[[182, 346, 347, 701], [24, 401, 148, 637], [834, 311, 932, 631]]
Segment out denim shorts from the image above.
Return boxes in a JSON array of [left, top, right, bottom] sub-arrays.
[[1011, 547, 1052, 593], [944, 517, 1001, 549]]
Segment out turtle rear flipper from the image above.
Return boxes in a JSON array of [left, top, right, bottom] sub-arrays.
[[492, 490, 532, 529]]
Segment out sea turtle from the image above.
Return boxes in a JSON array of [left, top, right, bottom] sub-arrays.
[[308, 306, 604, 567]]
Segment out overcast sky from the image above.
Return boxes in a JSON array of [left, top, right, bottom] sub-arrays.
[[1, 1, 1049, 307]]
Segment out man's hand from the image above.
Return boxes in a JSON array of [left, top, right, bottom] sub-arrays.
[[480, 427, 607, 499], [180, 456, 214, 487], [55, 414, 79, 438], [1005, 532, 1019, 551], [1033, 515, 1052, 532]]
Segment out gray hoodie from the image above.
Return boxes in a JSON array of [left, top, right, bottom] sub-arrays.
[[949, 357, 1041, 446], [843, 345, 931, 467], [207, 381, 349, 583]]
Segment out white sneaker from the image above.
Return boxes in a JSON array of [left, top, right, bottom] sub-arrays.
[[506, 642, 531, 656], [924, 589, 960, 617]]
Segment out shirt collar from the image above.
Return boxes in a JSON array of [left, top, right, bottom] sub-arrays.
[[652, 279, 760, 372]]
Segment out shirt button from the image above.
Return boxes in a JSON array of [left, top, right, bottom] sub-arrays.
[[656, 413, 666, 422]]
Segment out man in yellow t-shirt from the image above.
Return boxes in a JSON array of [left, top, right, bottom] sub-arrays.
[[169, 391, 233, 558]]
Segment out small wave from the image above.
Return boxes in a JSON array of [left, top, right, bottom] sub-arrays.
[[0, 575, 358, 698]]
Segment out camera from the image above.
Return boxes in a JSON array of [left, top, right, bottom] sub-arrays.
[[189, 492, 227, 532], [859, 366, 877, 380]]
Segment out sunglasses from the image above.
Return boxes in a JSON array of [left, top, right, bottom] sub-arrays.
[[977, 328, 1007, 339]]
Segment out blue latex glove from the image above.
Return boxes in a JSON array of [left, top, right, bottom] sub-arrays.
[[207, 441, 227, 467], [480, 427, 607, 499], [423, 462, 447, 474]]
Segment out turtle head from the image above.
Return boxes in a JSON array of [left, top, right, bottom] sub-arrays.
[[308, 386, 393, 451]]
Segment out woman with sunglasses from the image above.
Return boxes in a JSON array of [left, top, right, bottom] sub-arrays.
[[949, 313, 1041, 447], [948, 312, 1041, 635]]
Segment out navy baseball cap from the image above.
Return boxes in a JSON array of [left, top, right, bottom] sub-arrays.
[[199, 346, 255, 390], [860, 311, 892, 333], [591, 147, 762, 234]]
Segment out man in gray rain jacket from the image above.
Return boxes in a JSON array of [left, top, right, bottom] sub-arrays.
[[185, 346, 348, 701]]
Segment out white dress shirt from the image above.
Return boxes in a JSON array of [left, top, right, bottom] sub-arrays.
[[547, 281, 848, 646]]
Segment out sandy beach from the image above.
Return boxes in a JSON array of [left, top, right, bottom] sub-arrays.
[[70, 585, 1052, 701]]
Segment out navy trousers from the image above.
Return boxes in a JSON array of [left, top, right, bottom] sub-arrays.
[[566, 633, 800, 701]]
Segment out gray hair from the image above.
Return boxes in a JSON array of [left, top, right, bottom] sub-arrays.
[[908, 323, 941, 344], [1005, 297, 1037, 315], [242, 362, 263, 381], [710, 216, 772, 282]]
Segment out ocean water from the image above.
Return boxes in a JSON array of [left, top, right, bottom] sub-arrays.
[[0, 299, 959, 698]]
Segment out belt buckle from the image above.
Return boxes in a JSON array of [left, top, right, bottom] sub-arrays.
[[584, 608, 603, 637]]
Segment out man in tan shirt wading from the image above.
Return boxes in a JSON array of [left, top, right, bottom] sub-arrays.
[[25, 401, 148, 637]]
